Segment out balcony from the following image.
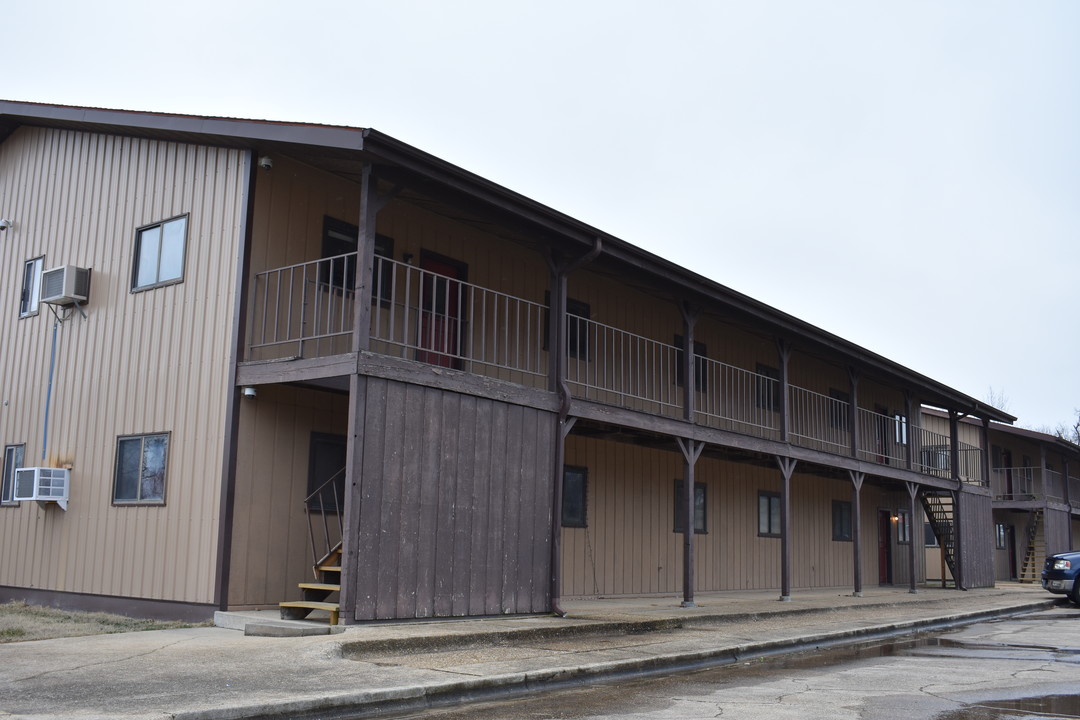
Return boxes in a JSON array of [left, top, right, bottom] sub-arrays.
[[248, 254, 981, 483], [992, 466, 1068, 503]]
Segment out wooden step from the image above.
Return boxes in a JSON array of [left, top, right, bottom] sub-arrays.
[[298, 582, 339, 593], [317, 565, 341, 573], [280, 600, 339, 625]]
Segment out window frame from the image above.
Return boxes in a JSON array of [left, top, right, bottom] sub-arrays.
[[543, 293, 591, 360], [112, 432, 170, 506], [995, 523, 1008, 550], [758, 490, 781, 537], [894, 414, 908, 445], [924, 521, 940, 547], [755, 363, 781, 412], [2, 444, 25, 506], [828, 388, 850, 430], [307, 432, 347, 514], [673, 479, 707, 534], [320, 215, 394, 304], [897, 508, 911, 544], [561, 465, 588, 528], [19, 256, 44, 318], [832, 500, 852, 542], [673, 335, 708, 391], [132, 215, 189, 292]]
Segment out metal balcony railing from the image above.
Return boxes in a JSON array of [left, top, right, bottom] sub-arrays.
[[248, 253, 986, 483]]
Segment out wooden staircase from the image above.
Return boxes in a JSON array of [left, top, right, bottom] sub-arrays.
[[921, 491, 958, 587], [280, 542, 341, 625], [1018, 509, 1045, 583]]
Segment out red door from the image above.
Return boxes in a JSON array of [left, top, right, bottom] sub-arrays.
[[417, 252, 467, 369], [878, 511, 893, 584]]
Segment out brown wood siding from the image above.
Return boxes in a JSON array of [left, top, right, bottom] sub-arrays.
[[957, 489, 995, 587], [0, 127, 245, 604], [228, 385, 349, 607], [1044, 508, 1071, 557], [349, 377, 555, 620], [560, 435, 907, 596]]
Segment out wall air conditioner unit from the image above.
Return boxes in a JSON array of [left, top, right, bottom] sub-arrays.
[[40, 265, 91, 306], [13, 467, 69, 510]]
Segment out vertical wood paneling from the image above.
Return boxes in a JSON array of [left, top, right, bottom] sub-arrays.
[[348, 379, 555, 621], [958, 490, 995, 588], [0, 127, 245, 604]]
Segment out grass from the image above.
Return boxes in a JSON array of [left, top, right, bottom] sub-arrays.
[[0, 601, 208, 643]]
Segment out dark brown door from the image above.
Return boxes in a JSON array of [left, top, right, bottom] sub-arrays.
[[878, 510, 893, 584], [417, 251, 467, 369]]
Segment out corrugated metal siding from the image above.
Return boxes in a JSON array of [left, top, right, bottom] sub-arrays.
[[561, 435, 907, 596], [350, 378, 555, 620], [0, 126, 244, 604], [228, 385, 349, 608]]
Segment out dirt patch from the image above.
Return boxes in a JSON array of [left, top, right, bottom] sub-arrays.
[[0, 601, 207, 643]]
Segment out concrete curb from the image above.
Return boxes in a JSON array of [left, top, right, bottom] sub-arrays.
[[173, 597, 1056, 720]]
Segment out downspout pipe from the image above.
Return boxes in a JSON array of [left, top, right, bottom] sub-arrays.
[[548, 237, 602, 618]]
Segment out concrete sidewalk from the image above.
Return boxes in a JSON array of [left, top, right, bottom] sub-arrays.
[[0, 584, 1060, 720]]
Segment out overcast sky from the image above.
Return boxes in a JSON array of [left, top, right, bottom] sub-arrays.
[[5, 1, 1078, 430]]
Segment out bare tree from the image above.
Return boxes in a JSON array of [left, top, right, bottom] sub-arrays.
[[986, 386, 1011, 413]]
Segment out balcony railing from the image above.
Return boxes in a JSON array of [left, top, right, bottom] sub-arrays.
[[247, 253, 986, 483], [992, 466, 1067, 502]]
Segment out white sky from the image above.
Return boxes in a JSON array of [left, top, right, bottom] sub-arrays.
[[5, 1, 1078, 430]]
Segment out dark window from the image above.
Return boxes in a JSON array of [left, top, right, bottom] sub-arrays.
[[755, 363, 781, 412], [2, 444, 25, 505], [673, 335, 708, 391], [758, 491, 781, 537], [20, 256, 43, 317], [544, 293, 591, 360], [897, 509, 910, 544], [924, 522, 939, 547], [320, 216, 393, 303], [562, 466, 588, 528], [114, 433, 169, 504], [832, 500, 852, 541], [133, 216, 187, 290], [307, 432, 347, 513], [829, 388, 850, 430], [673, 479, 707, 534]]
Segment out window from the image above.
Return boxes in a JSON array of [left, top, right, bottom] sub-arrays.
[[673, 479, 707, 534], [921, 445, 950, 473], [20, 256, 43, 317], [832, 500, 852, 541], [113, 433, 169, 504], [755, 363, 781, 412], [2, 444, 25, 505], [995, 523, 1008, 550], [562, 466, 588, 528], [544, 293, 591, 360], [320, 216, 394, 303], [924, 522, 939, 547], [673, 335, 708, 391], [133, 216, 187, 290], [758, 491, 781, 537], [894, 414, 908, 445], [307, 432, 347, 513], [897, 509, 910, 544], [828, 388, 850, 430]]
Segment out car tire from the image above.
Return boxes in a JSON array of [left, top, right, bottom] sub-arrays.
[[1069, 582, 1080, 606]]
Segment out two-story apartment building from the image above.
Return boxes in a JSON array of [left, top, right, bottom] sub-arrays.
[[0, 101, 1018, 623]]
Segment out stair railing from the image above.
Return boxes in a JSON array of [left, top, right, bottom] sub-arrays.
[[304, 467, 346, 573]]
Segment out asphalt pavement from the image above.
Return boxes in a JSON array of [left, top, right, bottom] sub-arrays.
[[0, 584, 1058, 720]]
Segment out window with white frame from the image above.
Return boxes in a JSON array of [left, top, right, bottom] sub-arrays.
[[2, 444, 25, 505], [995, 523, 1008, 550], [132, 216, 187, 290], [113, 433, 169, 504], [897, 509, 911, 544], [20, 256, 43, 317]]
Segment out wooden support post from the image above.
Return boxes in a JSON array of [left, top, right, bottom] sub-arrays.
[[351, 164, 379, 353], [776, 456, 797, 601], [777, 340, 792, 443], [676, 437, 705, 608], [546, 239, 601, 617], [1039, 444, 1048, 499], [1065, 459, 1073, 548], [680, 302, 700, 423], [904, 392, 915, 470], [953, 488, 965, 590], [850, 471, 865, 597], [948, 410, 962, 485], [848, 368, 860, 459], [906, 482, 919, 594], [980, 417, 992, 489]]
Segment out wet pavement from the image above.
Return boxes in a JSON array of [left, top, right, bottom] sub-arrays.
[[0, 584, 1062, 720]]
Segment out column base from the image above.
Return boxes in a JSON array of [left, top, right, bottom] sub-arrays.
[[680, 600, 697, 608], [779, 595, 791, 602], [853, 591, 864, 598]]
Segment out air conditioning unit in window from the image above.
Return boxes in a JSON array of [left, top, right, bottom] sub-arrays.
[[40, 265, 91, 306], [13, 467, 69, 510]]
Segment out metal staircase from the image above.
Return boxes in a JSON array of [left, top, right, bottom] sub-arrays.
[[921, 491, 958, 586], [1018, 509, 1045, 584]]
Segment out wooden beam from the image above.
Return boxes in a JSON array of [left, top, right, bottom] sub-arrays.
[[352, 163, 379, 353], [680, 303, 700, 423], [776, 456, 797, 601], [906, 482, 919, 594], [850, 471, 865, 597], [676, 437, 705, 607], [777, 340, 792, 443], [848, 367, 860, 458]]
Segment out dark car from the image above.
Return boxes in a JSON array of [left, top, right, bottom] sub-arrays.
[[1042, 551, 1080, 603]]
